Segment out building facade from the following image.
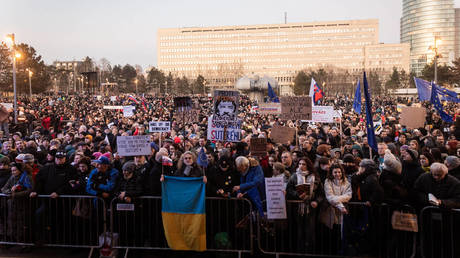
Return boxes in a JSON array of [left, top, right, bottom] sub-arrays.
[[158, 19, 409, 94], [401, 0, 457, 75]]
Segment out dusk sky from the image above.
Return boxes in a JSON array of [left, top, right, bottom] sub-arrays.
[[2, 0, 460, 69]]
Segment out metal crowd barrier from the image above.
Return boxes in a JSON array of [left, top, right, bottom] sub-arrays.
[[0, 194, 106, 257], [420, 206, 460, 258], [109, 196, 253, 257], [257, 201, 417, 258]]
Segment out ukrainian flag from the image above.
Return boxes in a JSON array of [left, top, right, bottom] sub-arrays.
[[162, 176, 206, 251]]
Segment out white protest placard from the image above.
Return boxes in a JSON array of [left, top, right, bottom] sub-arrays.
[[116, 135, 151, 156], [207, 115, 241, 142], [149, 121, 171, 132], [103, 105, 124, 110], [259, 103, 281, 115], [265, 177, 287, 220], [0, 103, 13, 110], [306, 106, 335, 123], [110, 96, 117, 102], [96, 95, 102, 100], [123, 106, 135, 117]]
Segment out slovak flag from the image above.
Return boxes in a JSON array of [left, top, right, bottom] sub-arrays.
[[309, 78, 324, 105], [128, 95, 139, 104], [162, 156, 173, 166]]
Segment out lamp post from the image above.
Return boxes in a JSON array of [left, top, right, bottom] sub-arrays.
[[135, 79, 138, 95], [26, 69, 33, 97], [5, 34, 19, 124], [429, 36, 442, 84]]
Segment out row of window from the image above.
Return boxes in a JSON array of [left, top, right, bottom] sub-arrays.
[[159, 27, 376, 40]]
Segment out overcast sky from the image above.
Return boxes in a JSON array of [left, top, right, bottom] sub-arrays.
[[2, 0, 460, 69]]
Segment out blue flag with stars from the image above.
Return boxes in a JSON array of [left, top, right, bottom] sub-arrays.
[[197, 147, 208, 168], [414, 77, 459, 103], [363, 72, 377, 152], [353, 79, 361, 114], [267, 82, 279, 103], [430, 82, 453, 123]]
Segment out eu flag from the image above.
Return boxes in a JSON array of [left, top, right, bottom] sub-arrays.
[[430, 82, 453, 123], [197, 147, 208, 168], [353, 79, 361, 114], [267, 82, 279, 103], [414, 77, 459, 103], [363, 72, 377, 152]]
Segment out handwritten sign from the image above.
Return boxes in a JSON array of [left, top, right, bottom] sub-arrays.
[[271, 124, 296, 144], [306, 106, 335, 123], [207, 115, 241, 142], [149, 121, 171, 132], [123, 106, 135, 117], [174, 97, 192, 111], [280, 96, 312, 120], [259, 103, 281, 115], [116, 135, 151, 156], [174, 109, 200, 124], [250, 138, 267, 156], [265, 177, 287, 219]]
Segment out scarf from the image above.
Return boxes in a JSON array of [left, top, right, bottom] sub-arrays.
[[184, 165, 192, 176]]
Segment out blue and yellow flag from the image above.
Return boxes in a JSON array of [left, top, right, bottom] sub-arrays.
[[162, 176, 206, 251]]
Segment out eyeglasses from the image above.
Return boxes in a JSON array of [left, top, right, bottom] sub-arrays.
[[299, 163, 307, 166], [184, 157, 192, 160]]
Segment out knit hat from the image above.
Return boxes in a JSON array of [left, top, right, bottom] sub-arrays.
[[383, 150, 402, 174], [406, 149, 418, 161], [343, 154, 355, 164], [359, 159, 376, 170], [122, 161, 136, 173]]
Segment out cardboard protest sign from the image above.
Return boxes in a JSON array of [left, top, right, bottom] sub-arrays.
[[174, 109, 200, 124], [207, 115, 241, 142], [280, 96, 312, 120], [400, 107, 426, 129], [250, 138, 267, 156], [149, 121, 171, 132], [123, 106, 135, 117], [110, 96, 117, 102], [212, 90, 239, 126], [0, 103, 13, 111], [259, 103, 281, 115], [306, 106, 335, 123], [116, 135, 151, 156], [265, 177, 287, 219], [270, 124, 296, 144]]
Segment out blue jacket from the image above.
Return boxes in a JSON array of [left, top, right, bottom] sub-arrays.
[[86, 168, 119, 196], [238, 165, 266, 216]]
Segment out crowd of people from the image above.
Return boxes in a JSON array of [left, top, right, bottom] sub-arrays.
[[0, 92, 459, 253]]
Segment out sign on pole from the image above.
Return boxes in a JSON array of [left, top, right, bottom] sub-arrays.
[[280, 96, 312, 120], [149, 121, 171, 133], [123, 106, 135, 117], [116, 135, 151, 156], [207, 115, 241, 142], [174, 97, 192, 111], [174, 109, 200, 124], [259, 103, 281, 115], [306, 106, 335, 123], [212, 90, 239, 126], [271, 124, 296, 144], [103, 105, 124, 110], [265, 177, 287, 219], [250, 138, 267, 156]]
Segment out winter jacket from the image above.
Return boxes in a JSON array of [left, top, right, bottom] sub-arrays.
[[414, 173, 460, 209], [321, 178, 352, 228], [351, 169, 384, 204], [115, 173, 143, 198], [86, 167, 119, 197], [237, 165, 266, 216], [379, 169, 409, 206], [34, 163, 78, 195]]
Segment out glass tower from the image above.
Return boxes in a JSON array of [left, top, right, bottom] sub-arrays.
[[401, 0, 456, 75]]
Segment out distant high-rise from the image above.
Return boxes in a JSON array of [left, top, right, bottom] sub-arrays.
[[401, 0, 456, 75]]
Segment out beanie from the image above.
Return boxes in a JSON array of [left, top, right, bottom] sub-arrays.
[[383, 150, 402, 174]]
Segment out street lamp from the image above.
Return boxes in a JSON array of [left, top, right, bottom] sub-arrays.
[[429, 35, 442, 84], [5, 33, 19, 124], [26, 69, 33, 97], [135, 79, 138, 95]]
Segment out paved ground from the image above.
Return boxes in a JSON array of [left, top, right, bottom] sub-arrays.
[[0, 246, 255, 258]]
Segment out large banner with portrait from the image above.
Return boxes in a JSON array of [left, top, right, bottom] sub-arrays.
[[212, 90, 239, 127]]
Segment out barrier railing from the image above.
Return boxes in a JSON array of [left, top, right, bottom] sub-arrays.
[[420, 206, 460, 258], [0, 193, 106, 253], [257, 201, 417, 258], [109, 196, 253, 256]]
